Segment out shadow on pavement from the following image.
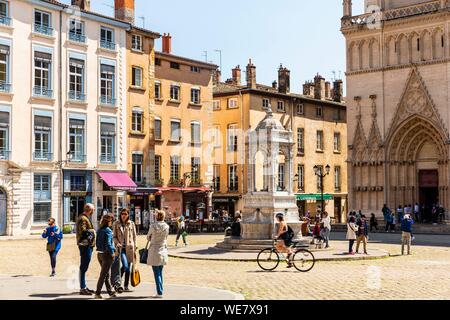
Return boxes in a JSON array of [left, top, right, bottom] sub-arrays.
[[29, 292, 79, 298]]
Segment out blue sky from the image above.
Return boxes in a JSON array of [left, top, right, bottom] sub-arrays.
[[62, 0, 365, 90]]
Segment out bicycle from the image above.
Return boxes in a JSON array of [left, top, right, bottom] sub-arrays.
[[257, 240, 315, 272]]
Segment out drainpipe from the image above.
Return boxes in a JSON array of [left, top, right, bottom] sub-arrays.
[[58, 10, 64, 229]]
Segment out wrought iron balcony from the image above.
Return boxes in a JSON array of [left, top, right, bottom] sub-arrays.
[[34, 24, 54, 36], [0, 149, 10, 160], [33, 151, 53, 161], [0, 15, 11, 26], [69, 32, 86, 43], [68, 91, 86, 102], [99, 95, 116, 106], [0, 82, 11, 93], [100, 40, 116, 51], [100, 155, 115, 164], [33, 86, 53, 98], [69, 153, 86, 163]]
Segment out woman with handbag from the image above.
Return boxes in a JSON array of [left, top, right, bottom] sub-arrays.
[[112, 208, 137, 293], [147, 210, 170, 298], [42, 218, 63, 277], [346, 216, 359, 255]]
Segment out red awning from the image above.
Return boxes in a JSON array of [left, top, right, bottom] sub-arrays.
[[155, 187, 210, 192], [97, 172, 137, 190]]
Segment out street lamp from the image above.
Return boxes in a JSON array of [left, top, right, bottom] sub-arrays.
[[56, 151, 74, 232], [314, 164, 330, 215]]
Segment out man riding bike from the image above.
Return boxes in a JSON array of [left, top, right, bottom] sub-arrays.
[[274, 213, 294, 268]]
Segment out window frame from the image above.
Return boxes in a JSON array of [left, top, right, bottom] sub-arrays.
[[132, 152, 144, 183], [316, 106, 323, 118], [170, 84, 180, 102], [228, 98, 238, 109], [131, 34, 143, 52], [297, 128, 305, 155], [33, 174, 52, 224], [334, 132, 341, 153], [68, 118, 85, 162], [154, 117, 162, 140], [170, 119, 181, 142], [334, 166, 341, 191], [190, 87, 201, 105], [131, 109, 143, 133], [99, 121, 116, 164], [277, 100, 285, 112], [316, 130, 324, 151], [297, 164, 305, 192], [100, 63, 116, 105]]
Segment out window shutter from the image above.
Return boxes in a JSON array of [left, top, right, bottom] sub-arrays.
[[34, 116, 52, 131]]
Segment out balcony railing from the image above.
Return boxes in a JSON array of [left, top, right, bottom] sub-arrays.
[[0, 82, 11, 93], [100, 40, 116, 51], [100, 155, 116, 164], [34, 24, 54, 36], [0, 149, 10, 160], [99, 95, 116, 106], [0, 15, 11, 26], [69, 153, 86, 163], [68, 91, 86, 102], [33, 86, 53, 98], [69, 32, 86, 43], [33, 151, 53, 161]]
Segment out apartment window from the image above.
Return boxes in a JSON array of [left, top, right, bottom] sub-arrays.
[[33, 174, 51, 223], [132, 108, 143, 132], [228, 98, 238, 109], [154, 118, 162, 140], [277, 101, 285, 112], [316, 130, 324, 151], [190, 121, 201, 144], [69, 58, 85, 101], [296, 104, 304, 115], [213, 165, 221, 192], [333, 108, 342, 121], [100, 121, 116, 164], [69, 118, 85, 162], [170, 62, 180, 69], [70, 175, 86, 192], [155, 58, 161, 66], [100, 27, 115, 50], [297, 128, 305, 154], [154, 81, 161, 99], [0, 111, 9, 160], [131, 35, 142, 51], [190, 66, 200, 73], [213, 100, 221, 111], [228, 165, 238, 192], [0, 44, 10, 92], [316, 106, 323, 118], [191, 157, 200, 184], [278, 164, 285, 191], [132, 66, 143, 87], [170, 120, 181, 142], [227, 124, 238, 152], [154, 155, 161, 182], [132, 153, 143, 183], [262, 98, 270, 109], [170, 156, 180, 182], [34, 10, 52, 36], [335, 166, 341, 191], [297, 164, 305, 192], [69, 20, 86, 43], [170, 84, 180, 101], [100, 64, 115, 105], [34, 115, 52, 161], [0, 1, 11, 26], [34, 51, 52, 98], [191, 88, 201, 104], [334, 132, 341, 152]]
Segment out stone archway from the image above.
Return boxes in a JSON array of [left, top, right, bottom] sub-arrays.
[[386, 116, 448, 209]]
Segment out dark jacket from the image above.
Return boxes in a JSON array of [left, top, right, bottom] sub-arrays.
[[96, 227, 115, 254], [357, 220, 369, 236], [401, 218, 414, 233], [42, 226, 63, 252], [76, 213, 96, 247]]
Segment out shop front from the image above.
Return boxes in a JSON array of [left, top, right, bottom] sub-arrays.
[[212, 196, 240, 219], [296, 193, 334, 218], [183, 188, 210, 220], [63, 170, 93, 228]]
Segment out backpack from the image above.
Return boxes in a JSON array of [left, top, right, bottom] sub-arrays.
[[286, 226, 295, 241]]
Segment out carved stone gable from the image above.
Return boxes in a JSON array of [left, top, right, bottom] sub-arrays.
[[387, 67, 449, 142], [367, 120, 383, 162], [352, 119, 368, 162]]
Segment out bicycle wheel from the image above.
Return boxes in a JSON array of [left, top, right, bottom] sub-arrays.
[[257, 249, 280, 271], [292, 249, 315, 272]]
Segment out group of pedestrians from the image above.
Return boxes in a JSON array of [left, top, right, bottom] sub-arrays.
[[346, 212, 369, 255]]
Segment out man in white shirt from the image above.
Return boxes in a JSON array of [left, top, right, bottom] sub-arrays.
[[320, 211, 332, 248]]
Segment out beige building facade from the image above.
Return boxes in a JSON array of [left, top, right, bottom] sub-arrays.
[[342, 0, 450, 217]]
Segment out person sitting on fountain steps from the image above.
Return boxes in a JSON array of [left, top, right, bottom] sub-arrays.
[[274, 213, 295, 268]]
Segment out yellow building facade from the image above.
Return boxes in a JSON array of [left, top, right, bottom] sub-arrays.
[[213, 63, 348, 222]]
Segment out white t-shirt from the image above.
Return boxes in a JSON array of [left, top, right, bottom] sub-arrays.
[[321, 216, 332, 230]]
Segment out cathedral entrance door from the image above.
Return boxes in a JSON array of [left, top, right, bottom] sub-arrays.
[[419, 170, 439, 222]]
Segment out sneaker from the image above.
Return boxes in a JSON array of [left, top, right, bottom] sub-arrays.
[[152, 294, 163, 299], [86, 288, 95, 294], [286, 262, 294, 269], [108, 291, 117, 298], [80, 288, 93, 296], [114, 286, 124, 294], [50, 272, 56, 277], [94, 294, 103, 299]]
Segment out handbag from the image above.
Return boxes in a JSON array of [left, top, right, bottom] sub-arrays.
[[130, 263, 141, 287], [139, 241, 150, 264], [46, 241, 56, 252]]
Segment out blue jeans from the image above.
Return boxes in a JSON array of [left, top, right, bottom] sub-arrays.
[[111, 255, 121, 288], [79, 246, 93, 289], [48, 251, 58, 271], [152, 266, 164, 295], [120, 248, 130, 288]]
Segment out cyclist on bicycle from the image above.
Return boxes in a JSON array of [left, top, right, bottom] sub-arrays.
[[274, 213, 294, 268]]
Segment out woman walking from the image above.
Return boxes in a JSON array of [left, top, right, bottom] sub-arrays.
[[147, 210, 170, 298], [41, 218, 63, 277], [112, 208, 137, 292], [175, 215, 188, 247], [346, 216, 358, 255], [95, 213, 117, 299]]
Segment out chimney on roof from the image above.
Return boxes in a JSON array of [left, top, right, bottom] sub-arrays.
[[325, 81, 331, 99], [114, 0, 135, 25], [278, 64, 290, 94], [71, 0, 90, 10], [332, 79, 344, 102], [231, 65, 241, 85], [272, 81, 278, 89], [162, 33, 172, 54], [303, 81, 314, 97], [314, 73, 326, 100], [213, 69, 221, 86], [246, 59, 256, 89]]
